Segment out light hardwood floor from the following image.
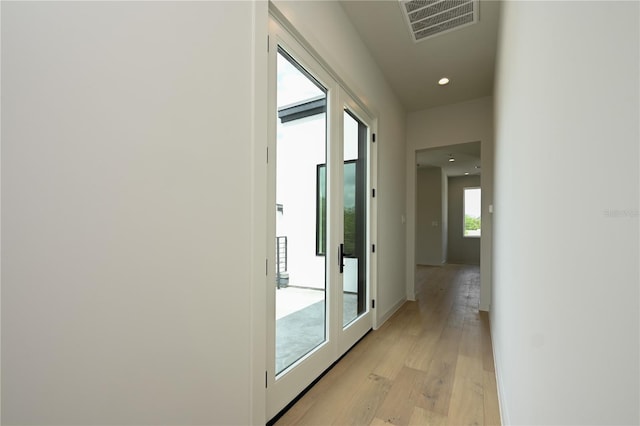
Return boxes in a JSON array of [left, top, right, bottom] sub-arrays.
[[274, 264, 501, 426]]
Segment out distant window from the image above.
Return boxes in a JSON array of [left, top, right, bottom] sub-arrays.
[[464, 187, 481, 237]]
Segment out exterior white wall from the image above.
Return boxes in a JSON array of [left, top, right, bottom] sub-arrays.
[[1, 2, 267, 424], [493, 1, 639, 424], [275, 110, 362, 292], [406, 97, 494, 309], [277, 114, 326, 289], [271, 1, 407, 325]]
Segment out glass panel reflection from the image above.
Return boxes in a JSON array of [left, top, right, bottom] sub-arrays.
[[343, 110, 367, 327], [275, 49, 327, 375]]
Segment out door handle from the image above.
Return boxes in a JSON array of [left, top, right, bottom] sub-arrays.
[[338, 243, 344, 274]]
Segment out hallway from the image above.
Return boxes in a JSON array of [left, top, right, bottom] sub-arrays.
[[274, 264, 501, 425]]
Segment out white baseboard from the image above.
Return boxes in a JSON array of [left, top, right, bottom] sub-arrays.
[[375, 297, 406, 330], [490, 318, 509, 425]]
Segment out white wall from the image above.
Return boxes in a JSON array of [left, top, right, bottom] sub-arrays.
[[271, 1, 407, 325], [1, 2, 267, 424], [492, 1, 639, 424], [406, 97, 494, 309], [277, 114, 326, 289], [416, 167, 443, 265], [275, 111, 361, 293]]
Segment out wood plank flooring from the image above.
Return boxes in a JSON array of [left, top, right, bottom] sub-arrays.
[[274, 264, 501, 426]]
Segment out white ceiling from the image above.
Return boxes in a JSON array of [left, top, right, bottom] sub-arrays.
[[340, 0, 500, 112], [416, 141, 481, 177]]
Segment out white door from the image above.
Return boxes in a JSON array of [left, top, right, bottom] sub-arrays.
[[266, 16, 376, 420], [336, 99, 375, 357]]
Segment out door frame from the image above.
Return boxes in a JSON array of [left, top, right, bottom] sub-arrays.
[[266, 11, 379, 420], [266, 18, 337, 418]]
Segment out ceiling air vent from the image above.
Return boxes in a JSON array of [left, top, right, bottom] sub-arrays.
[[399, 0, 479, 43]]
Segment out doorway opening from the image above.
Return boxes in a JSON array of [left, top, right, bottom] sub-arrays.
[[414, 141, 482, 270]]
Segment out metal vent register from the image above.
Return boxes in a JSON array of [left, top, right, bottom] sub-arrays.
[[400, 0, 479, 42]]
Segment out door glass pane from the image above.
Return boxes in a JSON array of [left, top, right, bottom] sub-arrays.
[[275, 49, 327, 375], [343, 110, 367, 327]]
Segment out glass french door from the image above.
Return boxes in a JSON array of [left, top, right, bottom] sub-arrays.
[[267, 16, 375, 420], [337, 106, 372, 354]]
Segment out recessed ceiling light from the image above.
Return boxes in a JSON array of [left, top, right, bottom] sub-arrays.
[[465, 172, 470, 175], [448, 157, 455, 162], [438, 77, 450, 86]]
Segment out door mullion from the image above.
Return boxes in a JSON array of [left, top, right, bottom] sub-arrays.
[[327, 85, 343, 354]]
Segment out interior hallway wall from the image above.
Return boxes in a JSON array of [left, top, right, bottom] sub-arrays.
[[416, 167, 443, 265], [492, 1, 639, 424], [447, 175, 481, 264], [406, 96, 494, 310], [1, 2, 267, 424], [441, 169, 449, 264]]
